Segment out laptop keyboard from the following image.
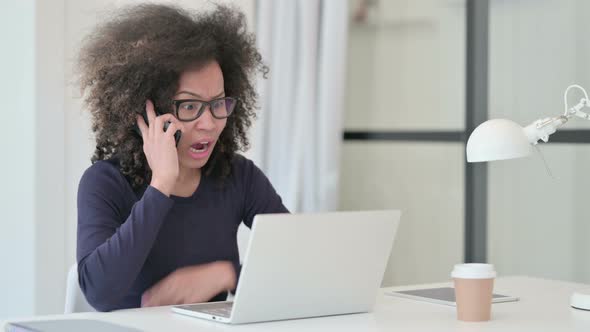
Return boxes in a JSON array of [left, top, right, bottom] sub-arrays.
[[195, 302, 233, 318]]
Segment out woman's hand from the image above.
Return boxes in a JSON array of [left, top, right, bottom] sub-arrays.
[[141, 261, 237, 307], [136, 100, 182, 196]]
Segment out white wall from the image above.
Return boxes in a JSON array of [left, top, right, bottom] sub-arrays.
[[340, 143, 464, 286], [0, 0, 36, 318], [344, 0, 465, 131], [488, 0, 590, 283], [340, 0, 465, 286], [35, 0, 67, 315], [0, 0, 67, 318], [0, 0, 254, 319]]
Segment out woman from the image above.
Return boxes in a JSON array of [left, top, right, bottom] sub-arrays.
[[76, 4, 287, 312]]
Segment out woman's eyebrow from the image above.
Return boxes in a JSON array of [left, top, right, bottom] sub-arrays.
[[175, 90, 225, 99]]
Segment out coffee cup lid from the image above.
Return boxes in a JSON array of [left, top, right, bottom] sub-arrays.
[[451, 263, 496, 279]]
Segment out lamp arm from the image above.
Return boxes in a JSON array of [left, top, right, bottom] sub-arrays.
[[523, 116, 568, 144], [563, 84, 590, 119], [524, 84, 590, 144]]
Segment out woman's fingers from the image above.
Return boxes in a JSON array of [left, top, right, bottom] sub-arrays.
[[143, 100, 181, 138], [141, 290, 152, 307], [154, 113, 181, 131], [146, 100, 157, 136], [164, 121, 180, 140], [136, 114, 148, 139]]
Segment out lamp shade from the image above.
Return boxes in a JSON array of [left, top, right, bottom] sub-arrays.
[[466, 119, 533, 162]]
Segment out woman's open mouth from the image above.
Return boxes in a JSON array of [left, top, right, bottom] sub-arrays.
[[188, 141, 213, 159]]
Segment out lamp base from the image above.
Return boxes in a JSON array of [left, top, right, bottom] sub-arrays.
[[571, 289, 590, 310]]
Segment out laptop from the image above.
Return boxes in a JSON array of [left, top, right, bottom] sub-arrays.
[[171, 210, 401, 324]]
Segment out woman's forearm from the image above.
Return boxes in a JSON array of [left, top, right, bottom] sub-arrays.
[[77, 186, 173, 311]]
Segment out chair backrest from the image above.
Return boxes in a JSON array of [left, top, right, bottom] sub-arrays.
[[64, 263, 96, 313]]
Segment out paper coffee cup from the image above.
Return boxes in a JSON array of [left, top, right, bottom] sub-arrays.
[[451, 264, 496, 322]]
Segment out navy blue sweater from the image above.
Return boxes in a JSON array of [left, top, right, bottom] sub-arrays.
[[76, 154, 288, 311]]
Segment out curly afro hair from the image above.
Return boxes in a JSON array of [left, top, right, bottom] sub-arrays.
[[77, 3, 266, 190]]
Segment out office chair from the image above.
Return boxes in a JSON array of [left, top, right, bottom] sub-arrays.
[[64, 263, 95, 313]]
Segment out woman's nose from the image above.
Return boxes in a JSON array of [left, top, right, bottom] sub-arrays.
[[194, 106, 216, 131]]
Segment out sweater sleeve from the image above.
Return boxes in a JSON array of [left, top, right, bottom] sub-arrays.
[[229, 157, 289, 292], [240, 157, 289, 228], [76, 162, 174, 311]]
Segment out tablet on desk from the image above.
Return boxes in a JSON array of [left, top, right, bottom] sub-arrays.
[[5, 319, 140, 332], [386, 287, 519, 306]]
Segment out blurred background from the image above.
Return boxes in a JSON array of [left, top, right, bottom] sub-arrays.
[[2, 0, 590, 319]]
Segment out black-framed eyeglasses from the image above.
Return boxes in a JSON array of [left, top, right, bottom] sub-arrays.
[[172, 97, 238, 122]]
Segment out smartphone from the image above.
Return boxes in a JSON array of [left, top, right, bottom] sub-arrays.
[[133, 109, 182, 147]]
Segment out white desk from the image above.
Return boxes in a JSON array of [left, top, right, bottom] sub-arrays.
[[4, 276, 590, 331]]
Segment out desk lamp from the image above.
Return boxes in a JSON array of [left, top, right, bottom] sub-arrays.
[[465, 84, 590, 310]]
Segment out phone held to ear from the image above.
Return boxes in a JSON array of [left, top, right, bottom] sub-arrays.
[[133, 109, 182, 147]]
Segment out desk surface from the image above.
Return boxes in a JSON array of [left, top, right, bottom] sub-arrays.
[[4, 276, 590, 331]]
